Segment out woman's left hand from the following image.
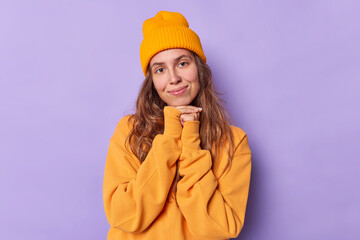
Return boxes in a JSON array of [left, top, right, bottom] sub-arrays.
[[173, 105, 202, 126]]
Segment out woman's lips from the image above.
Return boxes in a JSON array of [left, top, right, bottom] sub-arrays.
[[168, 86, 188, 96]]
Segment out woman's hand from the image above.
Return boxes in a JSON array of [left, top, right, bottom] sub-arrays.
[[173, 106, 202, 126]]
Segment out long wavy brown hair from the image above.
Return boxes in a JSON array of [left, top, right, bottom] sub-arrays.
[[126, 51, 234, 192]]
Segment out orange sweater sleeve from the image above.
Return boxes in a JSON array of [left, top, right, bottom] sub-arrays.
[[176, 121, 252, 239], [103, 107, 182, 233]]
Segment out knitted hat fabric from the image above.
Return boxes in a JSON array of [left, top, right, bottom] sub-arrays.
[[140, 11, 207, 76]]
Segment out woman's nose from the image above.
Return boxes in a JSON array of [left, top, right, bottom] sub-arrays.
[[169, 69, 181, 84]]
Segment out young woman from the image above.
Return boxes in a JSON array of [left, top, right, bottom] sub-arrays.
[[103, 11, 252, 240]]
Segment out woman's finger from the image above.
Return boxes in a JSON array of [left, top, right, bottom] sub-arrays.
[[179, 112, 200, 122], [174, 105, 202, 114]]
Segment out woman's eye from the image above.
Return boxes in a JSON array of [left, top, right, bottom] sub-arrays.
[[179, 62, 188, 67], [155, 68, 164, 73]]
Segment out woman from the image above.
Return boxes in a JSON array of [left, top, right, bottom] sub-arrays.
[[103, 10, 252, 240]]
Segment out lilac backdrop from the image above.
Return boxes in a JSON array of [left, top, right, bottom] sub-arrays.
[[1, 0, 359, 239]]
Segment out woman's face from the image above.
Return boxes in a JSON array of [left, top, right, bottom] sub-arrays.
[[149, 48, 200, 107]]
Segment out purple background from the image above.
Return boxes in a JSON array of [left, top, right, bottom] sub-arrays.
[[1, 0, 359, 239]]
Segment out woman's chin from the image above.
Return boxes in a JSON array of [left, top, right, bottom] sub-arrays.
[[167, 100, 192, 107]]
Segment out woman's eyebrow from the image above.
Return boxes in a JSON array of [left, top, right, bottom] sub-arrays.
[[150, 54, 192, 70], [175, 54, 192, 61]]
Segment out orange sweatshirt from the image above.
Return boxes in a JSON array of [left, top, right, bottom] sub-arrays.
[[103, 107, 252, 240]]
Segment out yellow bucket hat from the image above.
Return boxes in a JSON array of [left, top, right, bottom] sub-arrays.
[[140, 11, 207, 76]]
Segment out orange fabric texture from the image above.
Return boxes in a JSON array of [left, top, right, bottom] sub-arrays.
[[140, 11, 206, 76], [103, 107, 252, 240]]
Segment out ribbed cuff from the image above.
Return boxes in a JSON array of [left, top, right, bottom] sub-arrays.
[[163, 106, 182, 138], [181, 121, 201, 150]]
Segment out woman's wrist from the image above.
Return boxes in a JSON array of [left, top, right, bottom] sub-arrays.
[[163, 106, 182, 138], [181, 121, 201, 150]]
